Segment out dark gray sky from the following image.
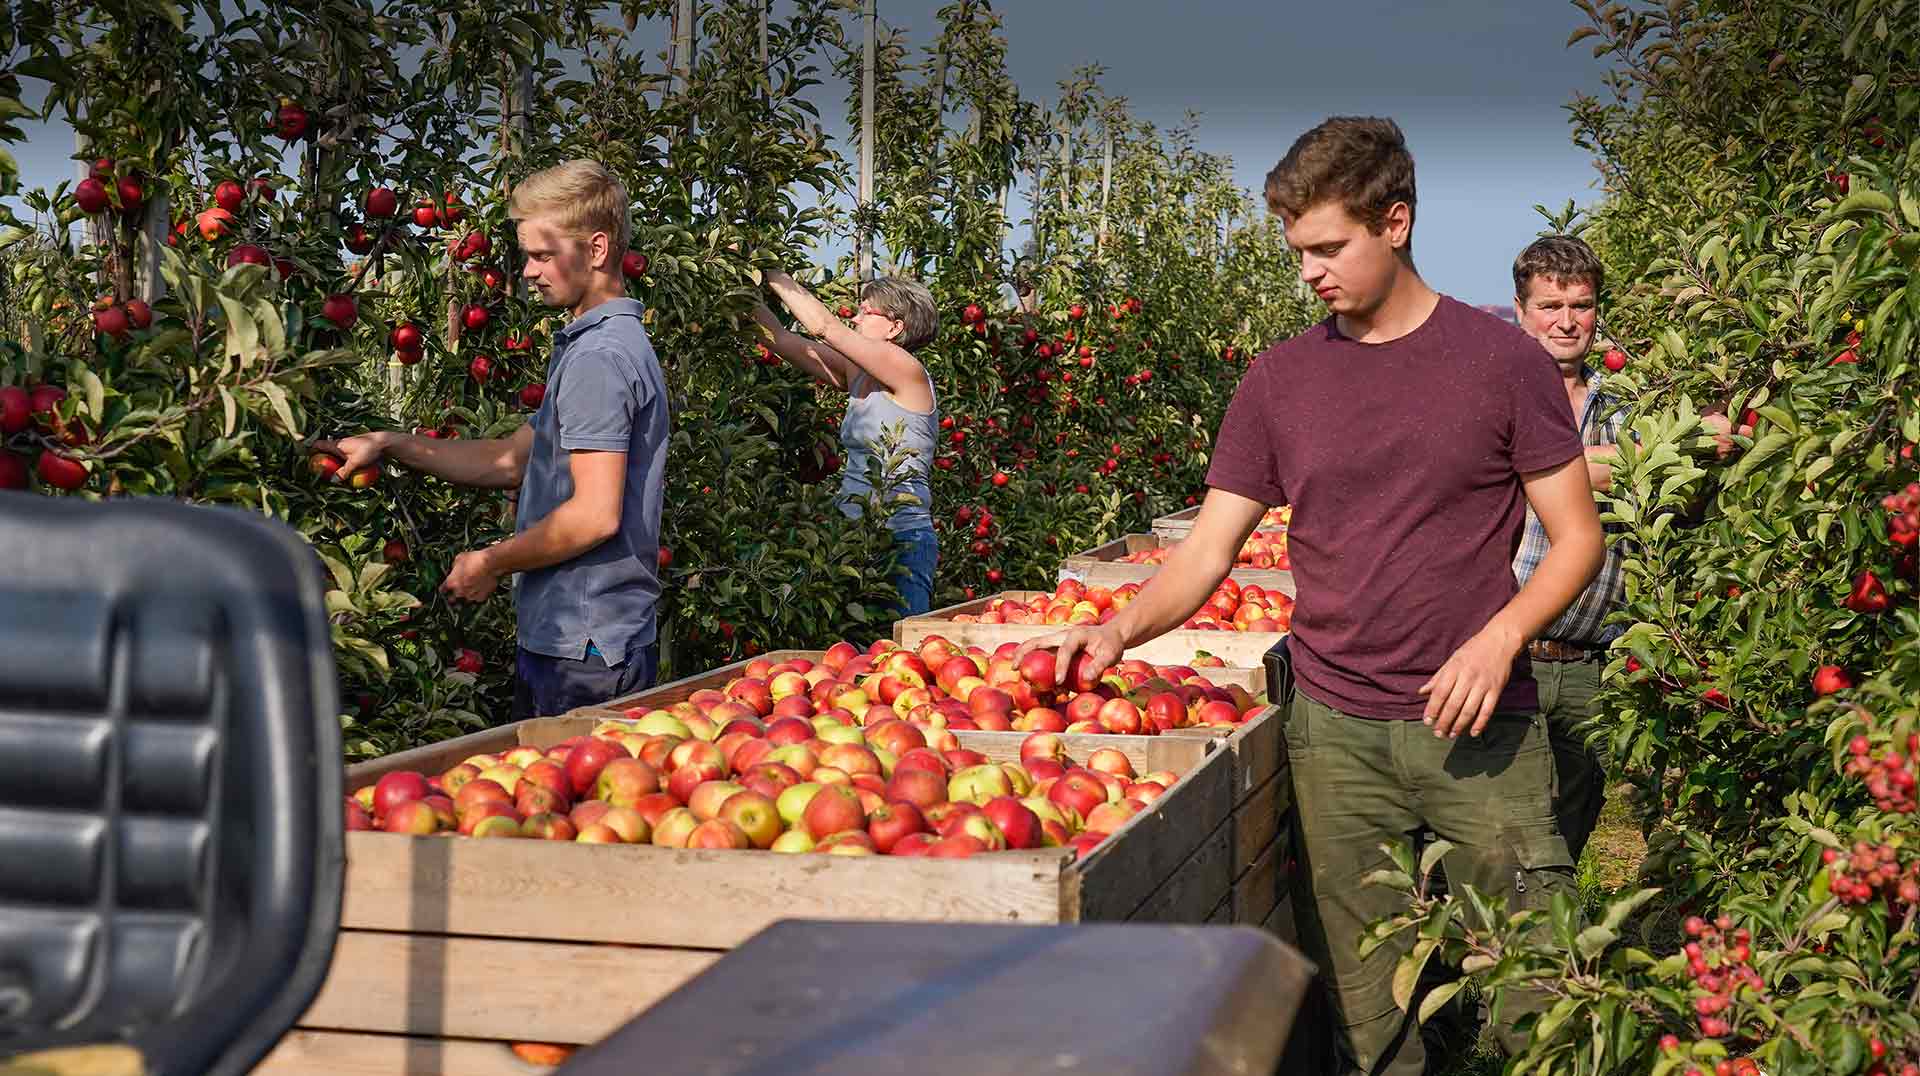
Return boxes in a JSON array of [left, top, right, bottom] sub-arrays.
[[3, 1, 1614, 305]]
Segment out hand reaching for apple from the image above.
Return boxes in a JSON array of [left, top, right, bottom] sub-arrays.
[[1701, 412, 1754, 461], [311, 430, 392, 481], [1016, 624, 1126, 689]]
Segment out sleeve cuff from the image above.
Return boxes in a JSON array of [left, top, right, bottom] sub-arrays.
[[1514, 445, 1584, 475], [559, 436, 632, 452]]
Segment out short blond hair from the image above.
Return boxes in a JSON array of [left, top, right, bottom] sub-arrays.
[[861, 276, 938, 351], [510, 159, 631, 252]]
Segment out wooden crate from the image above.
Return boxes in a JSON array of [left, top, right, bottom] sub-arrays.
[[1058, 533, 1296, 596], [1151, 505, 1205, 540], [266, 717, 1238, 1074], [896, 591, 1288, 669]]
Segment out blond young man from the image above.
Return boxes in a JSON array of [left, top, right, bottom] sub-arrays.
[[318, 160, 670, 718], [1021, 118, 1605, 1075]]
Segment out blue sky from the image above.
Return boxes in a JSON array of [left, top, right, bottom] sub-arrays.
[[3, 1, 1614, 306]]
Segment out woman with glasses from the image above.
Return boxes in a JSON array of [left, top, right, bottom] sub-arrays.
[[752, 270, 942, 614]]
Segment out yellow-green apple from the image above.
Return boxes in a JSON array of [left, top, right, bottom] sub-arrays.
[[1049, 770, 1107, 820], [770, 829, 815, 853], [1039, 819, 1071, 846], [596, 758, 662, 807], [768, 670, 810, 700], [1140, 769, 1180, 788], [767, 743, 819, 778], [828, 683, 871, 713], [957, 813, 1008, 850], [477, 764, 524, 795], [1084, 800, 1141, 836], [1090, 770, 1128, 801], [383, 799, 441, 835], [885, 767, 948, 810], [813, 766, 851, 786], [471, 814, 524, 838], [717, 790, 781, 848], [687, 818, 751, 850], [998, 763, 1033, 797], [591, 719, 633, 740], [439, 763, 482, 795], [803, 784, 867, 839], [924, 727, 961, 753], [454, 779, 511, 818], [776, 783, 823, 827], [688, 780, 747, 821], [815, 724, 866, 747], [461, 753, 500, 771], [500, 746, 544, 769], [570, 799, 612, 830], [1096, 698, 1144, 735], [1021, 797, 1068, 828], [982, 796, 1041, 849], [817, 830, 878, 855], [629, 711, 691, 739], [522, 813, 578, 841], [891, 831, 938, 856], [1086, 748, 1135, 779], [576, 823, 622, 844], [681, 712, 719, 742], [373, 771, 432, 816], [925, 834, 989, 858], [949, 764, 1014, 805], [951, 675, 986, 702], [865, 801, 927, 852], [650, 807, 700, 848], [1064, 720, 1101, 734]]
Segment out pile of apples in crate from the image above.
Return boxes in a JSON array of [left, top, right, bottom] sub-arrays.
[[346, 638, 1266, 860], [964, 577, 1293, 634], [1121, 529, 1291, 571]]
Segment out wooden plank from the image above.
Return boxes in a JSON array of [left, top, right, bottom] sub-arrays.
[[298, 931, 717, 1045], [340, 833, 1069, 947], [1233, 834, 1281, 926], [1075, 742, 1233, 921], [1206, 892, 1233, 925], [1126, 817, 1233, 924], [1219, 705, 1286, 805], [1150, 506, 1204, 540], [1233, 769, 1282, 877], [256, 1030, 557, 1076]]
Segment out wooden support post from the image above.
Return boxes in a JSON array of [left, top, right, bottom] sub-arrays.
[[1097, 128, 1112, 250]]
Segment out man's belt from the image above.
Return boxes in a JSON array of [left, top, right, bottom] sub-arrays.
[[1527, 638, 1604, 662]]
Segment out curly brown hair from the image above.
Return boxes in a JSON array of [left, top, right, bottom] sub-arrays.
[[1264, 117, 1417, 252]]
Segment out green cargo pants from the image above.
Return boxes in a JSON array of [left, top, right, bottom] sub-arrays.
[[1534, 657, 1606, 863], [1284, 691, 1574, 1076]]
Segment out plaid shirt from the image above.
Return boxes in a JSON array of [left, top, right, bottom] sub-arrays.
[[1513, 364, 1628, 645]]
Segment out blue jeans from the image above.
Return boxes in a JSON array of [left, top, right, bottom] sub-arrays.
[[892, 527, 938, 616], [511, 639, 660, 720]]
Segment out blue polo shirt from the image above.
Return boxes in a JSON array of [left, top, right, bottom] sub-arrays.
[[513, 298, 668, 665]]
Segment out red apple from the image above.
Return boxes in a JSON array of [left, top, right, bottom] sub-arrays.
[[595, 757, 661, 807], [865, 801, 927, 853], [982, 796, 1041, 850], [925, 834, 989, 858], [687, 818, 751, 850], [802, 784, 867, 840], [372, 771, 431, 817]]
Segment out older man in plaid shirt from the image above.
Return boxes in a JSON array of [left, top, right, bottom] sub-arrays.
[[1510, 236, 1748, 859]]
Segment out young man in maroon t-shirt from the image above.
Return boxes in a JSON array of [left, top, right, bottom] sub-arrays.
[[1022, 117, 1605, 1074]]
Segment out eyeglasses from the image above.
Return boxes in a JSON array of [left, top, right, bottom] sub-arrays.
[[857, 305, 899, 322]]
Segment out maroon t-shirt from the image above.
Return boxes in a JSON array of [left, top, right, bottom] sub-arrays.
[[1205, 295, 1583, 719]]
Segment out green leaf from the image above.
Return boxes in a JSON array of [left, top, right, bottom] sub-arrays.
[[1575, 924, 1617, 960], [259, 382, 299, 438], [1417, 979, 1465, 1025], [1391, 937, 1438, 1014], [1832, 190, 1895, 217], [1418, 838, 1454, 881]]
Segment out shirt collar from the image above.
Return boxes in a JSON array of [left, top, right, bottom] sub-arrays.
[[556, 297, 647, 342]]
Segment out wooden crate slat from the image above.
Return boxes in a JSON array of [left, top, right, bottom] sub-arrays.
[[1150, 506, 1204, 540], [340, 832, 1069, 947], [1232, 834, 1282, 926], [1220, 705, 1285, 804], [298, 931, 717, 1045], [1075, 742, 1233, 921], [1126, 818, 1234, 925], [255, 1030, 560, 1076], [1233, 770, 1283, 878]]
